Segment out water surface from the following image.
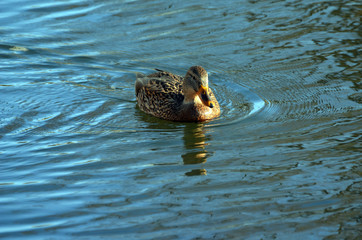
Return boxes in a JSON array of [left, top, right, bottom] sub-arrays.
[[0, 0, 361, 239]]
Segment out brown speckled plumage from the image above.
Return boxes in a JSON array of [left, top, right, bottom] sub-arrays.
[[135, 66, 220, 122]]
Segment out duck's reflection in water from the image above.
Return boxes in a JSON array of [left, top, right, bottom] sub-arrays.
[[182, 123, 210, 176], [135, 111, 211, 176]]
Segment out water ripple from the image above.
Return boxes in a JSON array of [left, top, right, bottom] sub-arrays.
[[0, 0, 361, 239]]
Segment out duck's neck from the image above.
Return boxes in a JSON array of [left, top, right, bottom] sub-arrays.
[[183, 94, 202, 106]]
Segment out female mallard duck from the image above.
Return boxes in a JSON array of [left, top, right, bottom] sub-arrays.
[[135, 66, 220, 122]]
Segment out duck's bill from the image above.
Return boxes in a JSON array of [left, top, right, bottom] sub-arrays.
[[198, 85, 214, 108]]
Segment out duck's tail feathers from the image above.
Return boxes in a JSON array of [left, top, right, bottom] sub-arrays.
[[136, 72, 146, 79]]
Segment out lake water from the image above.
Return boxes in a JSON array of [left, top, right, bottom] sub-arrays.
[[0, 0, 361, 239]]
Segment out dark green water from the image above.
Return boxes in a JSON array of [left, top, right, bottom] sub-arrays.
[[0, 0, 361, 239]]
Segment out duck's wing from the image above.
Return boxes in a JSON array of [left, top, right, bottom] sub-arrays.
[[136, 71, 183, 95], [147, 70, 183, 83], [135, 71, 185, 120], [135, 75, 184, 116]]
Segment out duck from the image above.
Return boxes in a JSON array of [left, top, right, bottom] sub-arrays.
[[135, 66, 220, 122]]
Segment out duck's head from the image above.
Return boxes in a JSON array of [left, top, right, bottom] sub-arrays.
[[183, 66, 214, 108]]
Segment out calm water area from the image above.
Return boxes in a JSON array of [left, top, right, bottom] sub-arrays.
[[0, 0, 361, 239]]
